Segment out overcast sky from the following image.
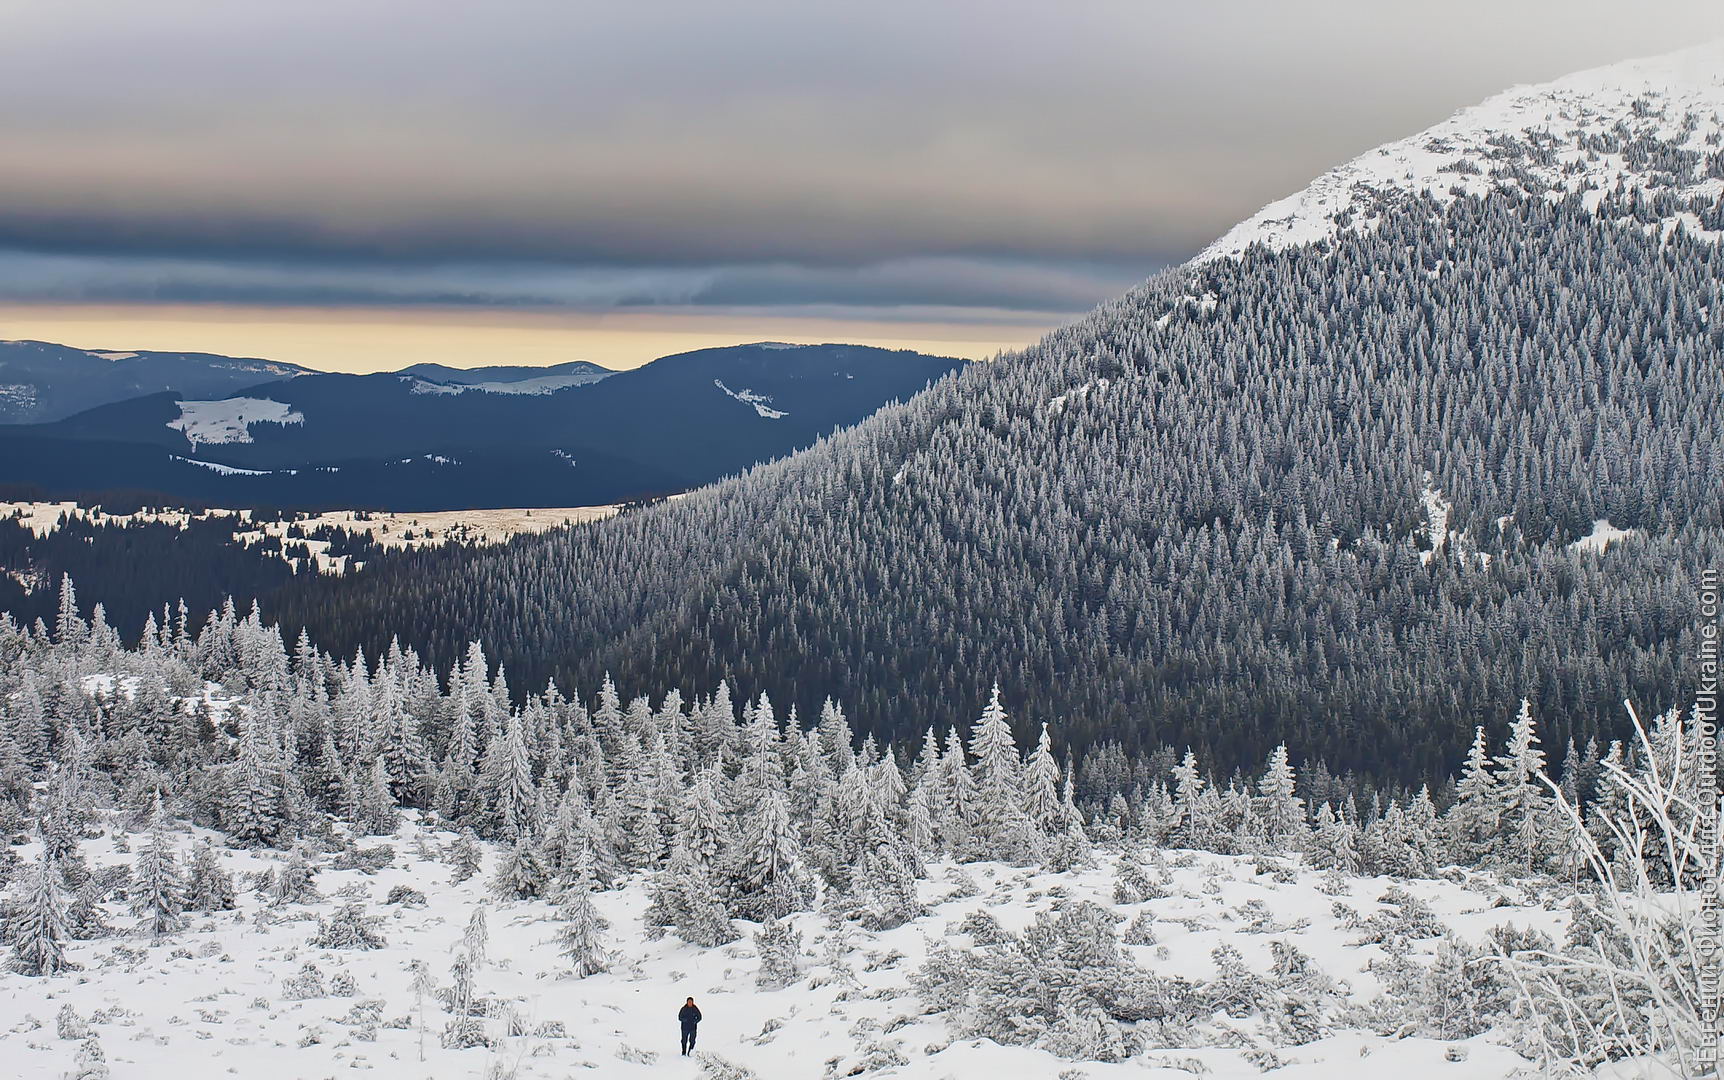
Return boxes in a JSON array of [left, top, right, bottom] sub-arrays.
[[3, 1, 1720, 370]]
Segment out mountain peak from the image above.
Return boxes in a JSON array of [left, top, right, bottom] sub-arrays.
[[1200, 40, 1724, 263]]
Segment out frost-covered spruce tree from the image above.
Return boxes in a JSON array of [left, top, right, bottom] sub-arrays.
[[1054, 775, 1092, 853], [905, 782, 937, 855], [9, 848, 74, 976], [445, 828, 483, 883], [857, 843, 923, 930], [224, 713, 285, 847], [478, 710, 536, 840], [374, 674, 429, 805], [1258, 744, 1305, 849], [754, 917, 803, 989], [272, 847, 321, 905], [1491, 699, 1556, 870], [491, 837, 550, 901], [131, 799, 184, 937], [643, 847, 694, 939], [349, 757, 399, 836], [556, 854, 609, 978], [462, 905, 489, 968], [934, 727, 976, 853], [614, 743, 664, 870], [655, 850, 738, 948], [1444, 726, 1497, 863], [966, 685, 1037, 861], [1024, 722, 1063, 832], [1170, 749, 1220, 850], [408, 959, 436, 1062], [726, 784, 807, 921]]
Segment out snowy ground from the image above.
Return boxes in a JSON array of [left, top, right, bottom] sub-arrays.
[[1, 819, 1572, 1080]]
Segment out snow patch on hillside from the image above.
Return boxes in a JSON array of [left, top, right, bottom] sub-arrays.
[[714, 379, 788, 419], [1419, 476, 1451, 564], [171, 456, 291, 477], [1046, 378, 1111, 415], [1202, 40, 1724, 262], [1570, 518, 1637, 554], [404, 376, 461, 395], [408, 373, 610, 396], [168, 398, 304, 447]]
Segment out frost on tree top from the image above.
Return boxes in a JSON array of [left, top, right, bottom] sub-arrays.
[[1200, 39, 1724, 262]]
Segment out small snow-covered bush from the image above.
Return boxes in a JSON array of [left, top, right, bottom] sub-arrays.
[[1205, 944, 1269, 1018], [330, 844, 395, 875], [955, 909, 1010, 945], [309, 902, 387, 949], [1348, 886, 1444, 944], [271, 851, 320, 906], [1368, 935, 1510, 1041], [1122, 912, 1158, 946], [912, 900, 1171, 1059], [941, 866, 981, 898], [56, 1004, 90, 1040], [384, 884, 426, 906], [66, 1035, 108, 1080], [694, 1053, 759, 1079], [1112, 851, 1163, 904], [281, 961, 327, 1000], [445, 830, 483, 883], [848, 1039, 910, 1072]]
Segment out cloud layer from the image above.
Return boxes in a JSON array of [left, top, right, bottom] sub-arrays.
[[2, 0, 1719, 359]]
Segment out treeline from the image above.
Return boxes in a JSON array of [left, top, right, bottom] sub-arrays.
[[0, 512, 397, 640]]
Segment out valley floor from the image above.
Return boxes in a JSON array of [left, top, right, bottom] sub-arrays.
[[2, 818, 1576, 1080]]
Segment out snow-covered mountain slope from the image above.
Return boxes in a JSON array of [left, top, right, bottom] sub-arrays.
[[1202, 40, 1724, 261]]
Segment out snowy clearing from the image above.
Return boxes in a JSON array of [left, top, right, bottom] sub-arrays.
[[1569, 518, 1638, 554], [167, 398, 304, 448]]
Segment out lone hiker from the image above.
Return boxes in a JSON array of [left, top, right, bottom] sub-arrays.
[[679, 997, 702, 1056]]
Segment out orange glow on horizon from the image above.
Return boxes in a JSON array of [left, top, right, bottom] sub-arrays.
[[0, 304, 1049, 373]]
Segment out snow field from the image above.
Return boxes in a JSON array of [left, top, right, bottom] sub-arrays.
[[1, 819, 1570, 1080]]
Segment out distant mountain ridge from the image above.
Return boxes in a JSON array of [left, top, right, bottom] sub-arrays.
[[0, 339, 313, 423], [0, 342, 966, 509]]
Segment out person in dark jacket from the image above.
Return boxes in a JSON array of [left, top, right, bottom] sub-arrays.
[[679, 997, 702, 1055]]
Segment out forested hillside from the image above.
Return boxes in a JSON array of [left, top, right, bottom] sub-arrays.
[[271, 186, 1724, 784]]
